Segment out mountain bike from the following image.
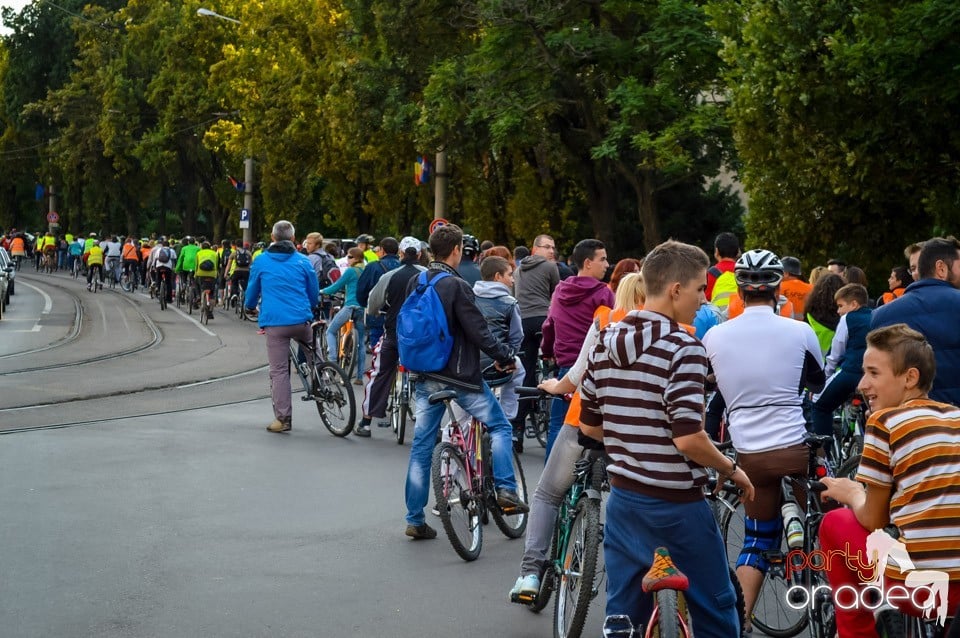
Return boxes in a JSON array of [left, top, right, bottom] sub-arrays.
[[234, 280, 250, 321], [828, 393, 865, 474], [517, 444, 608, 638], [717, 434, 835, 638], [106, 258, 121, 289], [429, 374, 529, 561], [288, 321, 356, 436], [120, 262, 138, 292], [524, 347, 555, 448], [387, 364, 415, 445], [71, 256, 81, 278], [157, 270, 170, 310]]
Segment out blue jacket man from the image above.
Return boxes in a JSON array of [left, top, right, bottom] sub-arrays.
[[356, 237, 401, 349], [244, 221, 320, 432], [871, 237, 960, 406]]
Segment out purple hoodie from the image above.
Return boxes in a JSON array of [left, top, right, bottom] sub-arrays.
[[541, 276, 615, 367]]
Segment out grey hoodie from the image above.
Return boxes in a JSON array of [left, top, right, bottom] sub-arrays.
[[473, 280, 524, 351], [514, 255, 559, 318]]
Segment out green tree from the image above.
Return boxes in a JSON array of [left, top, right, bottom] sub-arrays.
[[710, 0, 960, 282]]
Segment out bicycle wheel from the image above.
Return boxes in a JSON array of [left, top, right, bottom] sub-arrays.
[[389, 374, 402, 441], [532, 397, 551, 448], [554, 496, 602, 638], [492, 451, 529, 538], [875, 609, 907, 638], [339, 327, 357, 379], [312, 361, 356, 436], [200, 293, 209, 325], [649, 590, 692, 638], [158, 279, 167, 310], [719, 497, 808, 637], [432, 441, 482, 561]]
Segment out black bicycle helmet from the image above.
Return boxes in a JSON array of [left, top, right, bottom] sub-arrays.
[[462, 234, 480, 256], [355, 233, 375, 245], [734, 249, 784, 292]]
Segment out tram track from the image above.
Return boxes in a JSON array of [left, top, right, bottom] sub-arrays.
[[0, 274, 163, 374]]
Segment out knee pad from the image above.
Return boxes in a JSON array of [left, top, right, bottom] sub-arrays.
[[737, 516, 781, 572]]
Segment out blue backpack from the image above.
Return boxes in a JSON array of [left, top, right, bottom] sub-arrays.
[[397, 271, 453, 373]]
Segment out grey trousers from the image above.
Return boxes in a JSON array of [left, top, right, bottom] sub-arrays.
[[265, 323, 313, 423], [520, 423, 584, 576]]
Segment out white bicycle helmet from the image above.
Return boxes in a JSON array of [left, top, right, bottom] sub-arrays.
[[735, 249, 783, 292]]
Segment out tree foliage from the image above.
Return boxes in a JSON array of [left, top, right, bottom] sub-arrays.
[[710, 0, 960, 283]]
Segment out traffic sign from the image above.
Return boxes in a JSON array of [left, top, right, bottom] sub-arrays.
[[429, 218, 448, 234], [239, 208, 250, 229], [46, 211, 59, 224]]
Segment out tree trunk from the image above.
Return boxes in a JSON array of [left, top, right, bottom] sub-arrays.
[[617, 163, 660, 252]]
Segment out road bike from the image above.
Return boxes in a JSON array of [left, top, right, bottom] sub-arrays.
[[288, 321, 357, 436], [429, 373, 529, 561], [517, 441, 608, 638], [717, 434, 835, 638], [387, 363, 415, 445]]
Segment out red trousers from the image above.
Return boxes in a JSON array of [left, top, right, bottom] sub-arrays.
[[819, 508, 960, 637]]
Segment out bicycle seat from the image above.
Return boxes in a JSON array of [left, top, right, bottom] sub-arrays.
[[641, 547, 689, 593], [803, 434, 833, 450], [428, 390, 457, 405]]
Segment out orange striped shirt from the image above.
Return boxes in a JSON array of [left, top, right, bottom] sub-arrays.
[[857, 399, 960, 578]]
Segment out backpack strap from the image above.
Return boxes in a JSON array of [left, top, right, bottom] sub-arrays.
[[708, 265, 723, 279]]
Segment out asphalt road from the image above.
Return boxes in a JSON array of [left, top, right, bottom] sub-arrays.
[[0, 272, 606, 638]]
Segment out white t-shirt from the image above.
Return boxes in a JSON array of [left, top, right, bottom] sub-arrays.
[[702, 305, 824, 453]]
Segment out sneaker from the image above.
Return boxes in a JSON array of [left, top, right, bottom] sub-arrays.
[[267, 419, 291, 433], [86, 284, 92, 291], [354, 424, 371, 438], [431, 506, 441, 516], [376, 420, 391, 428], [404, 523, 437, 540], [496, 489, 529, 514], [509, 574, 541, 604], [352, 378, 363, 386]]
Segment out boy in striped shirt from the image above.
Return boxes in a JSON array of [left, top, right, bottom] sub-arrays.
[[580, 240, 754, 637], [820, 324, 960, 636]]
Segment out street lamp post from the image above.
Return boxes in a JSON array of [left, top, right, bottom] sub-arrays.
[[198, 7, 253, 244]]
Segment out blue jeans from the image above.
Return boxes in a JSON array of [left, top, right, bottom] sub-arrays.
[[326, 305, 365, 381], [545, 365, 571, 462], [811, 370, 860, 437], [404, 378, 517, 527], [605, 487, 740, 637]]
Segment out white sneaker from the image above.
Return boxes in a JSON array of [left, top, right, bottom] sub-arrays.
[[509, 574, 541, 603]]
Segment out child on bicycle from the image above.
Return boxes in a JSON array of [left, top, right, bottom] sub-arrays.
[[580, 240, 754, 638], [820, 324, 960, 637], [811, 283, 873, 441]]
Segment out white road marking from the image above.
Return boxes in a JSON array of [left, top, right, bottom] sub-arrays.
[[18, 281, 53, 314], [171, 305, 216, 337]]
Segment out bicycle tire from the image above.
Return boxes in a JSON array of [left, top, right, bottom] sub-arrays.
[[389, 374, 400, 433], [650, 589, 692, 638], [492, 451, 529, 538], [534, 398, 550, 448], [432, 441, 482, 561], [553, 496, 602, 638], [730, 566, 746, 637], [720, 497, 808, 637], [339, 327, 357, 379], [312, 361, 356, 436], [530, 530, 559, 613], [837, 453, 862, 481], [159, 280, 167, 310], [200, 293, 209, 325], [400, 376, 416, 445], [875, 609, 907, 638]]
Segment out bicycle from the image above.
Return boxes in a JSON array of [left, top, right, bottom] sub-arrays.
[[120, 262, 138, 293], [199, 286, 212, 325], [71, 256, 81, 279], [387, 364, 415, 445], [828, 393, 865, 474], [518, 441, 608, 638], [157, 270, 170, 310], [234, 280, 250, 321], [287, 321, 357, 436], [717, 434, 835, 638], [523, 340, 555, 448], [429, 373, 529, 562]]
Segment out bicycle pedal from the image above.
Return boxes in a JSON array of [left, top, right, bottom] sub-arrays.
[[510, 592, 537, 605]]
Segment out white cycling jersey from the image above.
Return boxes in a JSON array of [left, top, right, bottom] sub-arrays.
[[702, 305, 825, 453]]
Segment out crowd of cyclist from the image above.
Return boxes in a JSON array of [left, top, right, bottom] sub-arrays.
[[231, 218, 960, 637], [8, 218, 960, 637]]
